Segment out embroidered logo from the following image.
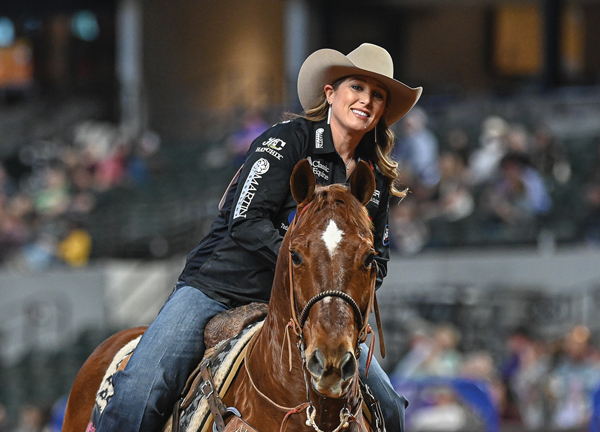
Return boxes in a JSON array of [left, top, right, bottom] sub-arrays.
[[383, 224, 389, 246], [315, 128, 324, 148], [311, 159, 329, 181], [264, 137, 286, 151], [255, 137, 286, 160], [370, 189, 381, 206], [234, 158, 270, 219]]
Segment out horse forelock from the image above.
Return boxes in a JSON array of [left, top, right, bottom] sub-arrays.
[[295, 184, 373, 240]]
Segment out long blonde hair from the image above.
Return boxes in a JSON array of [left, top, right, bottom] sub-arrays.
[[290, 77, 406, 198]]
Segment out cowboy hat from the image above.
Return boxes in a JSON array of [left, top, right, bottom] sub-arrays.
[[297, 43, 422, 126]]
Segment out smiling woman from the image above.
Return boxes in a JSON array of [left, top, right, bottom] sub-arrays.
[[325, 75, 389, 174], [66, 43, 422, 432]]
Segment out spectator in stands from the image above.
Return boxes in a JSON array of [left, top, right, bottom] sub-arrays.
[[14, 404, 46, 432], [32, 165, 70, 217], [420, 150, 475, 224], [548, 325, 600, 430], [467, 115, 508, 186], [482, 152, 552, 227], [388, 196, 430, 255], [500, 326, 551, 429], [225, 109, 269, 167], [394, 324, 463, 378], [530, 123, 571, 185], [394, 106, 440, 190], [444, 127, 472, 167]]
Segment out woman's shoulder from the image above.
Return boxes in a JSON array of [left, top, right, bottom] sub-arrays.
[[266, 116, 313, 135]]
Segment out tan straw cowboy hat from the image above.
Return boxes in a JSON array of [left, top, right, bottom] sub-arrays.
[[297, 43, 422, 126]]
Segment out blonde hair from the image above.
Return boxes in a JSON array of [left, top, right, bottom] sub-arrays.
[[289, 77, 406, 198]]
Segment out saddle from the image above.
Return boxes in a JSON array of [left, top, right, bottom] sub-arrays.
[[170, 303, 269, 432], [204, 302, 268, 350]]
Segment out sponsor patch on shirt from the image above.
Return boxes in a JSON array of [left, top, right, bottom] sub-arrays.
[[315, 128, 324, 149], [370, 189, 381, 206], [288, 209, 297, 224], [255, 137, 286, 160], [233, 158, 270, 219], [311, 159, 329, 181]]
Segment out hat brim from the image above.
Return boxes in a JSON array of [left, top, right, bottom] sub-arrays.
[[297, 48, 423, 126]]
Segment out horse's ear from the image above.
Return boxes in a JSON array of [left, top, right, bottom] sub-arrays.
[[349, 161, 376, 206], [291, 159, 316, 204]]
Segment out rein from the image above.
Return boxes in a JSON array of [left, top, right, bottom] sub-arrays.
[[244, 326, 364, 432]]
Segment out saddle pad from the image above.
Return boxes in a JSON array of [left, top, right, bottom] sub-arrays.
[[87, 335, 143, 431]]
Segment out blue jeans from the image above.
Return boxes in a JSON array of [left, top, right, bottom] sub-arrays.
[[97, 284, 405, 431], [359, 344, 408, 432], [96, 285, 228, 431]]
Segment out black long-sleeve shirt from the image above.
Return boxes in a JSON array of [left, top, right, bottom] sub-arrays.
[[179, 118, 391, 308]]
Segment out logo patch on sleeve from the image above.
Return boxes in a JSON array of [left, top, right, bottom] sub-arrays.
[[383, 224, 390, 246], [255, 137, 286, 160], [233, 158, 270, 219]]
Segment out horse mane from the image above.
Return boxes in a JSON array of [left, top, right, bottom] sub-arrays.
[[296, 184, 373, 238]]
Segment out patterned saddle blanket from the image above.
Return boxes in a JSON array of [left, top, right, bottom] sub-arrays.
[[88, 321, 264, 432]]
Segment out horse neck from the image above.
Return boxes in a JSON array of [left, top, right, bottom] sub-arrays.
[[247, 247, 307, 407]]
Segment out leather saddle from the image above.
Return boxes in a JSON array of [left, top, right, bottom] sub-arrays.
[[203, 302, 268, 350]]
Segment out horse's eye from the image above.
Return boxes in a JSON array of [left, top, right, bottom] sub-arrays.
[[291, 250, 303, 266], [364, 252, 375, 268]]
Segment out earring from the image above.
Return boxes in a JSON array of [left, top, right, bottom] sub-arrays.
[[327, 104, 332, 125], [374, 128, 378, 144]]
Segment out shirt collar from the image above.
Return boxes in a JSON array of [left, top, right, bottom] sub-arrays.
[[311, 120, 336, 154], [310, 119, 377, 165]]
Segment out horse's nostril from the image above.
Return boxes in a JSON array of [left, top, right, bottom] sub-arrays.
[[307, 349, 325, 378], [340, 352, 356, 381]]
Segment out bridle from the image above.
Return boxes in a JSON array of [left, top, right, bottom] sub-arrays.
[[285, 201, 382, 373]]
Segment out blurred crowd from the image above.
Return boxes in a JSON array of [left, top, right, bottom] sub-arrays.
[[2, 104, 600, 271], [392, 323, 600, 431], [0, 121, 160, 271], [389, 107, 600, 254], [0, 398, 65, 432]]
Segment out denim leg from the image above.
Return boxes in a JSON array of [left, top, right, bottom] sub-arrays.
[[96, 285, 228, 432], [359, 343, 408, 432]]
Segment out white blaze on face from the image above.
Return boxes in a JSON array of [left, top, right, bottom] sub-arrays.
[[322, 219, 344, 257]]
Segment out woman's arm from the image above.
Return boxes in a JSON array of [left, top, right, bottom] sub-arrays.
[[228, 123, 305, 266]]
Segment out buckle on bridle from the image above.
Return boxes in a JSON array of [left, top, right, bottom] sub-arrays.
[[200, 380, 214, 399]]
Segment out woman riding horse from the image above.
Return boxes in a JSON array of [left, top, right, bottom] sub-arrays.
[[91, 43, 422, 432]]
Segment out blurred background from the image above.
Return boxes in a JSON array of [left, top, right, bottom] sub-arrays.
[[1, 0, 600, 431]]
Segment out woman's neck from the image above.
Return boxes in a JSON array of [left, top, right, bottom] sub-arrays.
[[329, 122, 364, 163]]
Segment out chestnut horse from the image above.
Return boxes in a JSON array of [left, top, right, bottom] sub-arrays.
[[62, 159, 382, 432]]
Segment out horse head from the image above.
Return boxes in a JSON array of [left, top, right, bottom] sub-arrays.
[[287, 159, 377, 399]]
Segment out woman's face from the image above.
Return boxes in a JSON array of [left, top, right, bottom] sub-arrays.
[[325, 75, 388, 137]]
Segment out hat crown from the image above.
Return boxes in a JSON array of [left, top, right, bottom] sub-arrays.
[[346, 43, 394, 79]]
